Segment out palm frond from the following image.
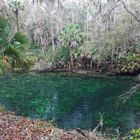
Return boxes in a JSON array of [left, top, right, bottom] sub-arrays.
[[0, 17, 34, 73], [4, 46, 34, 69], [0, 56, 11, 74], [4, 46, 23, 68], [10, 32, 29, 48], [23, 56, 35, 69], [4, 46, 22, 58], [11, 56, 35, 69]]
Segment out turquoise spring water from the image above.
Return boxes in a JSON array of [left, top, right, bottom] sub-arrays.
[[0, 73, 139, 130]]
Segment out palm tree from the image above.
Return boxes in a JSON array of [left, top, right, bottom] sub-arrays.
[[0, 17, 33, 73]]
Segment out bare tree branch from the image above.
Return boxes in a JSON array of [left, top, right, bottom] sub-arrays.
[[120, 0, 140, 23], [116, 82, 140, 105]]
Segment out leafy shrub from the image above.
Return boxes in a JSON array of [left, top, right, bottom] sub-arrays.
[[130, 128, 140, 140], [59, 24, 85, 48], [54, 46, 70, 64], [117, 52, 140, 73], [118, 53, 140, 63]]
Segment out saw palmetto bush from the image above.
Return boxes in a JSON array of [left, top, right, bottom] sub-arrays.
[[0, 17, 34, 73]]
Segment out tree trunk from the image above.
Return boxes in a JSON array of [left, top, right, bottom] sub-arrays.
[[50, 16, 55, 53], [15, 9, 20, 31]]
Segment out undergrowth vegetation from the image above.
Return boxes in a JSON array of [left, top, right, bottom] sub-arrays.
[[0, 17, 35, 73]]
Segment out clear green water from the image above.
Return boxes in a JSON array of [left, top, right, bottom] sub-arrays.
[[0, 73, 138, 130]]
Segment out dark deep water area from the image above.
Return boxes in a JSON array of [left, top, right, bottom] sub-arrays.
[[0, 73, 139, 130]]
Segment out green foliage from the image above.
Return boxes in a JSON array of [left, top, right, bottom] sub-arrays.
[[130, 128, 140, 140], [0, 56, 10, 74], [45, 46, 70, 66], [118, 53, 140, 63], [0, 17, 11, 46], [117, 52, 140, 73], [53, 46, 70, 64], [30, 42, 41, 50], [59, 24, 85, 48], [11, 32, 29, 48], [0, 17, 34, 73], [9, 0, 24, 11]]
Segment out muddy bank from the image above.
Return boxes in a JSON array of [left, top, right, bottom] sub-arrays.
[[31, 67, 140, 76]]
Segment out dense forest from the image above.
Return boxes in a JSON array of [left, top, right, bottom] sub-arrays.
[[0, 0, 140, 140], [0, 0, 140, 74]]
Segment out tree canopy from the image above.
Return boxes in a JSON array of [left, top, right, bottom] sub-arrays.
[[0, 0, 140, 73]]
